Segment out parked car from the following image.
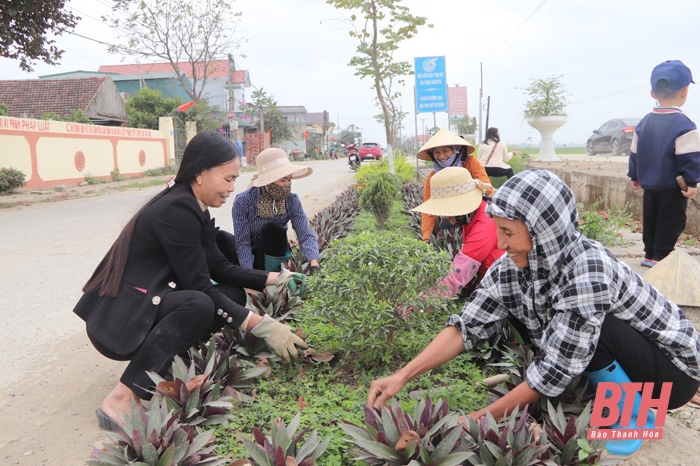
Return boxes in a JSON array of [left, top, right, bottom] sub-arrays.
[[587, 118, 640, 157], [359, 142, 382, 160]]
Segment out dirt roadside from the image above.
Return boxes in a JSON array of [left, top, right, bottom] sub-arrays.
[[0, 169, 356, 465]]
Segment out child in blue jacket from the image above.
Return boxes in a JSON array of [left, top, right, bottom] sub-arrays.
[[628, 60, 700, 266]]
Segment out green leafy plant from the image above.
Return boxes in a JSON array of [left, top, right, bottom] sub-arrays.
[[341, 396, 475, 465], [0, 167, 26, 193], [0, 103, 8, 116], [148, 355, 236, 427], [308, 186, 361, 251], [110, 168, 126, 182], [360, 172, 401, 229], [127, 86, 182, 129], [521, 74, 569, 117], [88, 399, 226, 465], [542, 401, 606, 465], [356, 156, 416, 187], [577, 198, 632, 247], [299, 230, 450, 368], [240, 412, 331, 466], [84, 172, 105, 185], [462, 406, 551, 465], [186, 335, 269, 401]]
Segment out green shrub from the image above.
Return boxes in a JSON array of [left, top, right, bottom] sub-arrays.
[[299, 230, 451, 369], [142, 165, 178, 177], [0, 103, 8, 116], [355, 155, 415, 187], [359, 172, 400, 229], [110, 169, 126, 182], [577, 197, 632, 246], [84, 173, 105, 185], [0, 167, 27, 193]]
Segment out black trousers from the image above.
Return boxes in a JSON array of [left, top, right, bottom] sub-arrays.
[[642, 188, 687, 261], [120, 284, 246, 399], [215, 223, 289, 271], [586, 315, 699, 409], [485, 166, 515, 179], [510, 314, 699, 409]]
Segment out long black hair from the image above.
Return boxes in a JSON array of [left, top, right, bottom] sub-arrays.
[[84, 132, 239, 297], [484, 127, 500, 145]]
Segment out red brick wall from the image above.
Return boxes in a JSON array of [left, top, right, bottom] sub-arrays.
[[245, 133, 270, 166]]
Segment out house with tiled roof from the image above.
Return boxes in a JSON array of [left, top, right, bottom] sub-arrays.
[[98, 60, 250, 112], [0, 76, 127, 125], [39, 70, 193, 102]]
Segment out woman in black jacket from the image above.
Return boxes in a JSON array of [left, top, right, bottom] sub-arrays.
[[73, 132, 307, 430]]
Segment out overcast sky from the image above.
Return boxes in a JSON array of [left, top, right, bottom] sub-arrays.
[[2, 0, 700, 147]]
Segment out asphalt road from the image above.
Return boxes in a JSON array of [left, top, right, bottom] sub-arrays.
[[0, 157, 353, 388]]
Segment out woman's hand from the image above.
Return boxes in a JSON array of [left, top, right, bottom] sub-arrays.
[[367, 372, 408, 408]]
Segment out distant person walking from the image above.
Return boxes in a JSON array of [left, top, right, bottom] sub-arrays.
[[628, 60, 700, 267], [478, 127, 515, 179]]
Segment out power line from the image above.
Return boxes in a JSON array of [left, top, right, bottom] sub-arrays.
[[465, 0, 548, 84]]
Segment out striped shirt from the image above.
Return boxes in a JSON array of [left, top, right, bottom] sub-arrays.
[[232, 187, 320, 269], [448, 169, 700, 398]]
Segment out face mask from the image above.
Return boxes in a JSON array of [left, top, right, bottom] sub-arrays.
[[265, 183, 291, 201]]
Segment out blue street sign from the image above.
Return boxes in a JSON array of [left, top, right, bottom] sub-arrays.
[[414, 56, 448, 113]]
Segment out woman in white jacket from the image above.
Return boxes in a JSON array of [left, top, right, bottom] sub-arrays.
[[478, 127, 515, 179]]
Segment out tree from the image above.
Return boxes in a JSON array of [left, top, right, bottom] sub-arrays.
[[373, 103, 407, 149], [328, 0, 430, 147], [521, 74, 569, 117], [40, 110, 93, 124], [456, 116, 477, 135], [105, 0, 245, 102], [175, 98, 223, 132], [245, 88, 292, 144], [126, 87, 182, 129], [0, 103, 8, 116], [0, 1, 79, 71]]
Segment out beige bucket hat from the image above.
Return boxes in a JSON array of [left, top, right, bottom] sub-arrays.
[[417, 128, 475, 161], [411, 167, 485, 216], [253, 148, 312, 187]]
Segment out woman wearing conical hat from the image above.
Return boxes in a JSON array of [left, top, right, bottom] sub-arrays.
[[215, 148, 321, 274], [417, 128, 493, 241]]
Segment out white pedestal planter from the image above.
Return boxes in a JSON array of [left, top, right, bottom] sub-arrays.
[[461, 133, 476, 143], [526, 116, 567, 162]]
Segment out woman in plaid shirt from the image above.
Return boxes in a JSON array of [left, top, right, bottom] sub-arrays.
[[369, 169, 700, 458]]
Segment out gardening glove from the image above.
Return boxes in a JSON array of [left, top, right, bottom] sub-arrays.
[[275, 267, 307, 296], [309, 265, 322, 275], [249, 315, 307, 362]]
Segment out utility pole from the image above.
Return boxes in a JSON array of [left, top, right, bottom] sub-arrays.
[[227, 54, 235, 115], [485, 96, 491, 133], [478, 62, 483, 144], [420, 118, 426, 143], [259, 105, 264, 133]]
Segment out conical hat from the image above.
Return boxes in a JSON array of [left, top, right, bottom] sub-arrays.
[[417, 128, 475, 160], [643, 249, 700, 306]]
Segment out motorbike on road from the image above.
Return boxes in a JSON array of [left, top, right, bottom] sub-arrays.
[[347, 144, 360, 171]]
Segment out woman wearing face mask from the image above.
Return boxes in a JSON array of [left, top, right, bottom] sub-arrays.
[[216, 148, 321, 274], [417, 128, 493, 242], [73, 132, 308, 431]]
